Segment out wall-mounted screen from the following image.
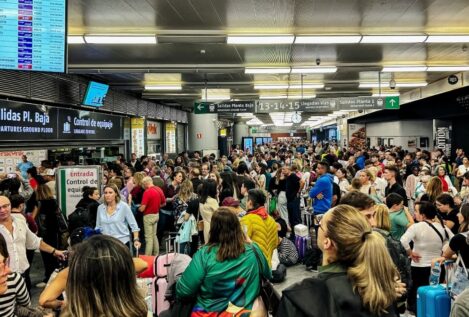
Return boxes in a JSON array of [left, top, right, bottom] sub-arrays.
[[0, 0, 67, 73], [255, 137, 264, 145], [82, 81, 109, 107]]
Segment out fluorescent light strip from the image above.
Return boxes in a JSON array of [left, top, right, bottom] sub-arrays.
[[382, 66, 428, 72], [145, 85, 182, 90], [84, 35, 157, 44], [359, 82, 427, 88], [289, 84, 324, 89], [372, 93, 401, 97], [254, 84, 289, 89], [427, 66, 469, 72], [227, 35, 294, 44], [68, 36, 85, 44], [203, 96, 231, 101], [245, 68, 291, 74], [426, 35, 469, 43], [361, 35, 427, 43], [291, 67, 337, 73], [295, 35, 361, 44], [259, 95, 316, 99]]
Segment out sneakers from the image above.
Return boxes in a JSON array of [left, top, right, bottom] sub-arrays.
[[35, 282, 46, 288]]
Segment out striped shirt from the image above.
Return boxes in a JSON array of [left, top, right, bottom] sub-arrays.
[[278, 237, 299, 266], [0, 272, 30, 317]]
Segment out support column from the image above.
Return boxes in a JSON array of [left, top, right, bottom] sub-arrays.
[[233, 122, 249, 145], [188, 113, 218, 152]]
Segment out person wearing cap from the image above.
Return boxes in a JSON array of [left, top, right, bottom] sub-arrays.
[[221, 197, 245, 218], [42, 169, 56, 198]]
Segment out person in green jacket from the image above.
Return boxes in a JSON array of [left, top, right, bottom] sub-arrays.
[[176, 207, 271, 317]]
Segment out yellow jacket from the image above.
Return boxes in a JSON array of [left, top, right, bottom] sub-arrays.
[[240, 206, 278, 267]]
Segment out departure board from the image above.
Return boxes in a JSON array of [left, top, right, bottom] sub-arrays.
[[0, 0, 67, 73]]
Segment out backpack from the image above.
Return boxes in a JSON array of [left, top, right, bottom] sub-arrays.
[[68, 207, 90, 233]]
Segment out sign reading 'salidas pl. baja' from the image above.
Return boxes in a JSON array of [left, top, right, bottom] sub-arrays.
[[0, 101, 57, 140], [56, 166, 101, 217]]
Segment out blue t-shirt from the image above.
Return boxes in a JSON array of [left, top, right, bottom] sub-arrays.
[[17, 161, 33, 179]]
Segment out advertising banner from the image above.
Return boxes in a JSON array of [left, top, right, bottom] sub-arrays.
[[146, 120, 161, 140], [56, 166, 101, 217], [433, 120, 452, 157], [348, 124, 366, 149], [0, 150, 47, 173], [131, 118, 145, 158]]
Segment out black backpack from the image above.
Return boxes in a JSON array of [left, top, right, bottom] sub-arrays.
[[68, 207, 90, 233]]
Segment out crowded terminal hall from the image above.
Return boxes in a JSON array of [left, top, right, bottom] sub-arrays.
[[2, 1, 469, 317]]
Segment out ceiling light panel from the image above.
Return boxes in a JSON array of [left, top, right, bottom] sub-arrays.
[[427, 66, 469, 71], [360, 35, 427, 43], [291, 67, 337, 73], [381, 66, 428, 72], [84, 35, 157, 44], [254, 84, 289, 89], [372, 93, 401, 97], [227, 35, 294, 44], [245, 67, 291, 74], [289, 84, 324, 89], [426, 35, 469, 43], [359, 82, 427, 88], [201, 88, 230, 101], [145, 84, 182, 90], [295, 35, 361, 44], [68, 36, 85, 44]]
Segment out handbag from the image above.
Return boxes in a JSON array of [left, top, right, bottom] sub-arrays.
[[252, 245, 280, 316], [56, 206, 70, 249], [268, 196, 277, 215]]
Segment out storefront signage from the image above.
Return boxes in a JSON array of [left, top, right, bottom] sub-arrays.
[[56, 166, 101, 217], [0, 100, 123, 141], [194, 101, 256, 114], [57, 109, 122, 140], [0, 101, 57, 140]]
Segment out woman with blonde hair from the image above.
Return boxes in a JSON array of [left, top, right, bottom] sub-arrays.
[[374, 204, 391, 232], [421, 176, 443, 203], [278, 204, 399, 316]]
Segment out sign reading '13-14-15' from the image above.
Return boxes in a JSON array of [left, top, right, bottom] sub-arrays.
[[194, 96, 399, 114]]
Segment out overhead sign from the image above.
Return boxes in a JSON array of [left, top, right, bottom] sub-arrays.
[[433, 119, 452, 157], [56, 166, 101, 217], [0, 101, 58, 140], [256, 96, 400, 113], [194, 101, 256, 114], [57, 109, 122, 140], [0, 100, 124, 141]]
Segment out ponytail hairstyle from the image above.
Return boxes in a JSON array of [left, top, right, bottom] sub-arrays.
[[326, 205, 398, 315]]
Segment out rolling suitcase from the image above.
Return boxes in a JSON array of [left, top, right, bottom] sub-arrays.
[[295, 235, 309, 261], [153, 237, 177, 315], [417, 285, 451, 317]]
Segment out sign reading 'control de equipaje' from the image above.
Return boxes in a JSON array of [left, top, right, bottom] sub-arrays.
[[0, 100, 122, 141]]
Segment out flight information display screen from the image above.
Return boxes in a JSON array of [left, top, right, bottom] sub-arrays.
[[0, 0, 67, 73]]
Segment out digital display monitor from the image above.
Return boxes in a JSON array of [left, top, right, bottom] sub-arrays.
[[82, 81, 109, 107], [263, 137, 272, 144], [0, 0, 67, 73], [242, 137, 254, 154], [255, 137, 264, 145]]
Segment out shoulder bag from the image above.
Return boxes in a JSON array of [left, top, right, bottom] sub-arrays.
[[252, 245, 280, 316]]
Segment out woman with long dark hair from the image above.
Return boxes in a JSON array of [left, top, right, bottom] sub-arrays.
[[60, 235, 148, 317], [176, 208, 270, 316]]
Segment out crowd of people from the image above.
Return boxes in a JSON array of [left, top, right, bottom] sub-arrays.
[[0, 142, 469, 316]]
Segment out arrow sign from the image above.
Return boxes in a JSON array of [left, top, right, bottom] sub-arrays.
[[385, 96, 400, 109]]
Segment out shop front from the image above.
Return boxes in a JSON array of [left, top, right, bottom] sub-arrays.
[[0, 100, 124, 165]]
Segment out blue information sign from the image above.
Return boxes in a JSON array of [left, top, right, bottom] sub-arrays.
[[0, 0, 67, 73]]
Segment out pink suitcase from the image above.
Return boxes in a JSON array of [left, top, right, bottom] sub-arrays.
[[153, 237, 177, 315]]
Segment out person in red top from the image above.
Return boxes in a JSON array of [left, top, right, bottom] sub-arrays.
[[139, 176, 166, 256]]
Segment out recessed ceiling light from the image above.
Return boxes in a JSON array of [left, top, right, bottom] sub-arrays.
[[295, 35, 361, 44], [227, 35, 295, 44], [361, 35, 427, 43]]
